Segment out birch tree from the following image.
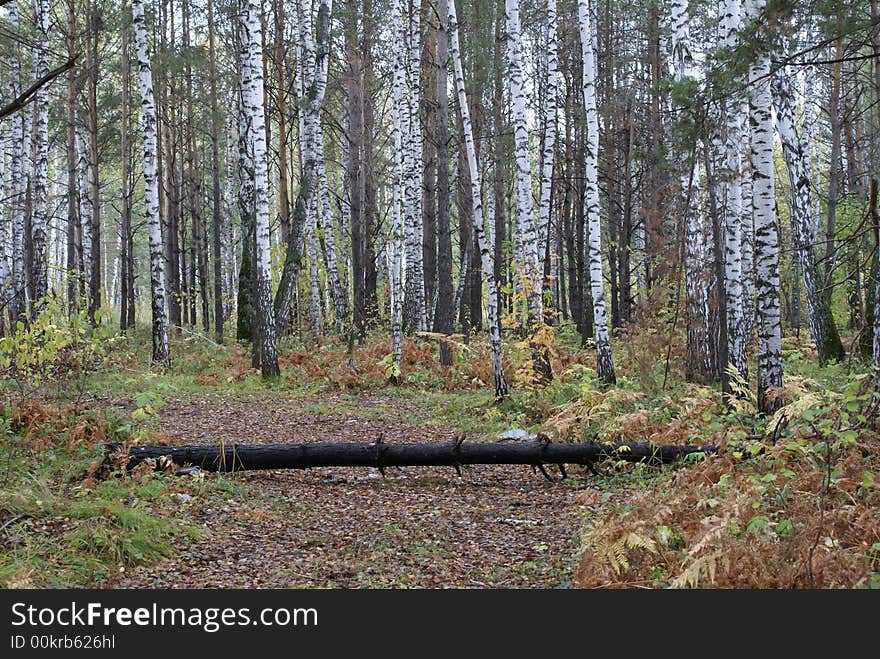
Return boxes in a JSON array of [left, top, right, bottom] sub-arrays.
[[578, 0, 615, 385], [318, 138, 347, 333], [133, 0, 170, 365], [537, 0, 560, 280], [745, 0, 782, 414], [505, 0, 542, 327], [773, 67, 844, 365], [389, 0, 407, 380], [241, 0, 279, 377], [0, 110, 9, 325], [449, 0, 508, 398], [403, 0, 426, 332], [274, 0, 332, 334], [721, 0, 747, 381], [5, 0, 24, 321], [31, 0, 50, 308]]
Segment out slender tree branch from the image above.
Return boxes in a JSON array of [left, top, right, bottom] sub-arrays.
[[0, 55, 80, 121]]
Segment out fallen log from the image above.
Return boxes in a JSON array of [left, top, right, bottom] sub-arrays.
[[108, 438, 717, 475]]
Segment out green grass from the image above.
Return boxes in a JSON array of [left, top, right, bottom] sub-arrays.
[[0, 405, 251, 588]]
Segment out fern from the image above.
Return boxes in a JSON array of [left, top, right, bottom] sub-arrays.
[[589, 529, 658, 576]]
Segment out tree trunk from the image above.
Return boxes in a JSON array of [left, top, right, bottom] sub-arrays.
[[422, 2, 437, 327], [274, 0, 291, 245], [747, 0, 783, 414], [578, 0, 615, 384], [449, 0, 508, 399], [772, 68, 844, 364], [65, 0, 80, 313], [208, 0, 224, 343], [403, 0, 427, 333], [115, 439, 715, 473], [721, 0, 747, 382], [133, 0, 170, 366], [673, 0, 715, 383], [433, 0, 454, 367], [242, 0, 280, 377], [120, 16, 134, 331], [86, 2, 102, 323], [506, 0, 543, 330], [30, 0, 50, 310], [274, 0, 332, 335], [537, 0, 560, 289]]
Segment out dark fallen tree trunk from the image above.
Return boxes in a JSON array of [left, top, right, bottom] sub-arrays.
[[107, 438, 717, 475]]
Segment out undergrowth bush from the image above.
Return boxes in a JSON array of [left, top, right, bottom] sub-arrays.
[[575, 373, 880, 588]]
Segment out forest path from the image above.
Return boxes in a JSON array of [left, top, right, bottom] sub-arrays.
[[109, 392, 589, 588]]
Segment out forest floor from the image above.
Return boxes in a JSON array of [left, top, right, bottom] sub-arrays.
[[2, 323, 878, 588], [106, 391, 591, 588]]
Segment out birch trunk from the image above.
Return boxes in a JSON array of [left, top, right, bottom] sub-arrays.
[[31, 0, 50, 308], [6, 0, 25, 321], [772, 67, 844, 364], [537, 0, 559, 282], [505, 0, 543, 327], [241, 0, 279, 377], [307, 211, 322, 337], [76, 128, 92, 303], [208, 0, 224, 343], [746, 0, 783, 414], [721, 0, 746, 381], [2, 2, 22, 320], [449, 0, 508, 398], [236, 19, 257, 348], [0, 110, 8, 322], [318, 137, 347, 333], [133, 0, 170, 365], [390, 0, 407, 380], [274, 0, 332, 333], [224, 116, 238, 315], [578, 0, 615, 384], [404, 0, 426, 332]]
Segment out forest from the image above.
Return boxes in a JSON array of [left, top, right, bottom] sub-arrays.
[[0, 0, 879, 590]]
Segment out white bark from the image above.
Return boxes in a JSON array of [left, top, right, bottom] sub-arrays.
[[404, 0, 426, 331], [537, 0, 560, 280], [274, 0, 332, 334], [76, 128, 92, 289], [318, 136, 347, 332], [223, 114, 238, 312], [133, 0, 170, 365], [31, 0, 50, 305], [740, 98, 755, 344], [307, 214, 322, 336], [745, 0, 783, 413], [390, 0, 407, 378], [450, 0, 508, 398], [242, 0, 279, 376], [5, 1, 24, 319], [721, 0, 746, 380], [773, 66, 830, 359], [0, 119, 8, 305], [506, 0, 543, 325], [578, 0, 615, 384]]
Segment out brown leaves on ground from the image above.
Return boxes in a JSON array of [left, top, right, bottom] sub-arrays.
[[576, 432, 880, 588], [107, 393, 587, 588], [1, 395, 111, 450]]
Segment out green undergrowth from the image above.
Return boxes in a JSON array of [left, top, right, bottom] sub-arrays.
[[0, 399, 248, 588], [1, 306, 878, 589]]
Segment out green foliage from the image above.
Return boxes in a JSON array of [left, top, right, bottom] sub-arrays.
[[0, 297, 121, 389], [379, 352, 401, 381]]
